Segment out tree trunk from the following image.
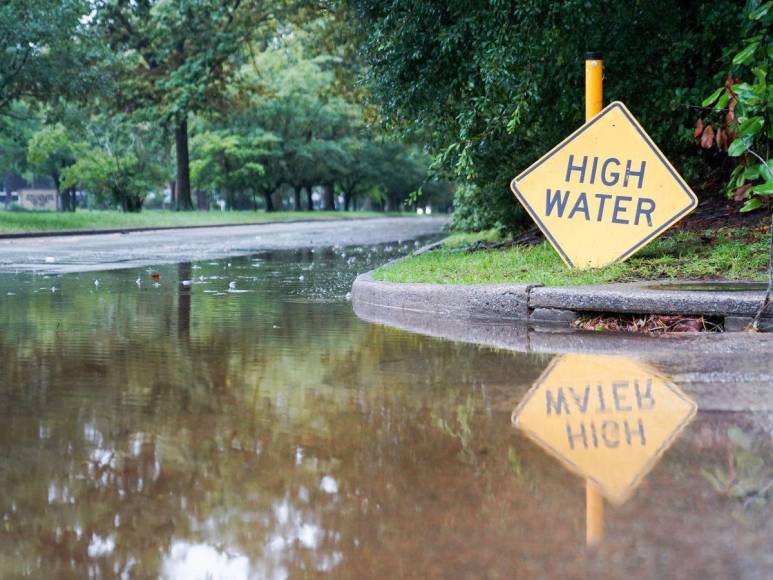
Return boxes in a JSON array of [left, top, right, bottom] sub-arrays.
[[175, 118, 193, 210], [294, 186, 303, 211], [196, 189, 209, 210], [52, 174, 67, 212], [263, 191, 274, 212], [344, 192, 351, 211], [178, 262, 192, 340], [306, 187, 314, 211], [169, 180, 176, 209], [322, 183, 335, 211], [67, 188, 77, 212], [125, 194, 143, 212]]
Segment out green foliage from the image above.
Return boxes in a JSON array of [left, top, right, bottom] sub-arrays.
[[0, 0, 104, 112], [191, 130, 274, 209], [62, 116, 167, 212], [433, 395, 477, 464], [0, 102, 40, 178], [27, 123, 84, 210], [94, 0, 275, 123], [348, 0, 745, 231], [702, 427, 772, 505], [697, 1, 772, 213]]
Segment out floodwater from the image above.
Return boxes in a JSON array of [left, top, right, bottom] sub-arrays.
[[0, 239, 770, 579]]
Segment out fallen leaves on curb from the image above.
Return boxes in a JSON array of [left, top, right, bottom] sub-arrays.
[[573, 313, 723, 333]]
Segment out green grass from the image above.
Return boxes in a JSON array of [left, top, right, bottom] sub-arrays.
[[0, 209, 409, 234], [374, 226, 770, 286], [441, 228, 509, 248]]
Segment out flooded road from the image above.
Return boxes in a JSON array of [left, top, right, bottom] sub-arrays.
[[0, 216, 447, 274], [0, 238, 770, 579]]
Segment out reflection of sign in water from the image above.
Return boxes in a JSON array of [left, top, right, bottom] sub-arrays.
[[512, 354, 697, 505], [510, 102, 697, 268]]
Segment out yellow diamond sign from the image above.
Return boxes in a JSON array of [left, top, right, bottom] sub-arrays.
[[510, 102, 698, 268], [512, 354, 697, 505]]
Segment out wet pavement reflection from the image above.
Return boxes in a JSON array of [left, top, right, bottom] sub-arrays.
[[0, 240, 771, 578]]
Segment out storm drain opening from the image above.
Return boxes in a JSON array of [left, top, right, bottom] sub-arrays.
[[571, 312, 724, 333]]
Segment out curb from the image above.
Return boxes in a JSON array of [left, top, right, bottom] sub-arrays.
[[0, 215, 413, 240], [352, 255, 772, 333], [352, 271, 535, 321]]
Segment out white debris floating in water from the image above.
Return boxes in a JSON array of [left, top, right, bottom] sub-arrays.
[[45, 257, 55, 263], [228, 281, 237, 290], [320, 476, 338, 494], [93, 280, 100, 287]]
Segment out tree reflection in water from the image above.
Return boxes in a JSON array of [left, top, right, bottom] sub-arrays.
[[0, 249, 769, 579]]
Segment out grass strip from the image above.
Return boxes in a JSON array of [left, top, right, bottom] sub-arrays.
[[373, 226, 770, 286], [0, 210, 409, 234]]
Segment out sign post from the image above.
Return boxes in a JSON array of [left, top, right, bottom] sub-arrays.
[[585, 52, 603, 122], [584, 51, 606, 547]]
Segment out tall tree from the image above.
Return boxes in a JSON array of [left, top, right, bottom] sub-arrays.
[[93, 0, 283, 210]]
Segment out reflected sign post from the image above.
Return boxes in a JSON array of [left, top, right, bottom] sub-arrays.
[[512, 354, 697, 546]]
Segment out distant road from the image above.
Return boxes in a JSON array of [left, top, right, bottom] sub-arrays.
[[0, 216, 447, 274]]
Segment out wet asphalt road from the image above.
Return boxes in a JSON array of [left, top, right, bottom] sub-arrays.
[[0, 217, 447, 274]]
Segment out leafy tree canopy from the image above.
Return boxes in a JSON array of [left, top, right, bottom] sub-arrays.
[[347, 0, 745, 231], [0, 0, 104, 113]]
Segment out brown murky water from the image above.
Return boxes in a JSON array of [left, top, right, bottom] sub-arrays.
[[0, 242, 770, 579]]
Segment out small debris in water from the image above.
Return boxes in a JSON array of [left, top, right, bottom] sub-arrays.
[[151, 272, 161, 281], [93, 280, 100, 287], [320, 476, 338, 494], [180, 280, 192, 287], [135, 278, 141, 287], [228, 281, 237, 290], [45, 257, 55, 263], [298, 275, 304, 281]]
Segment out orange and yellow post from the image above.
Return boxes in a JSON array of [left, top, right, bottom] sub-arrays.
[[585, 52, 604, 122], [584, 50, 605, 547]]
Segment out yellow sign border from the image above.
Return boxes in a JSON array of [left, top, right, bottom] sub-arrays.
[[510, 101, 698, 269], [511, 356, 698, 504]]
